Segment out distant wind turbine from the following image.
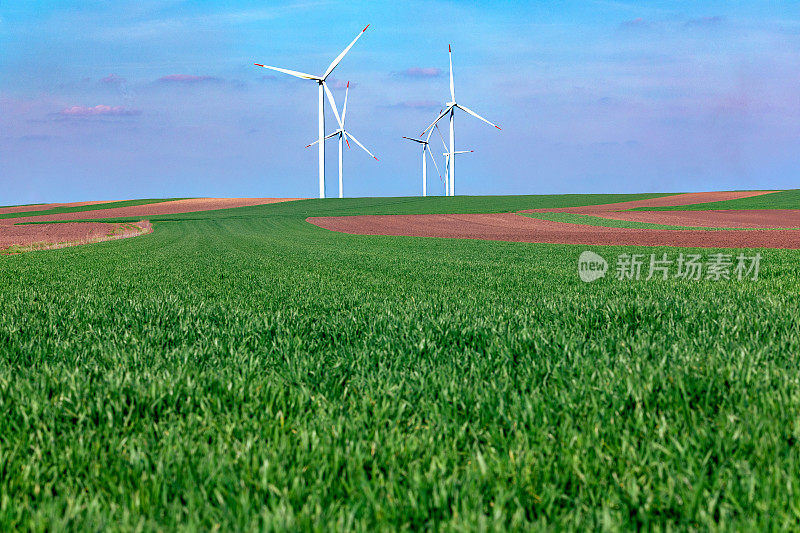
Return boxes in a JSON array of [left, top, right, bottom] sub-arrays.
[[444, 150, 474, 196], [402, 134, 441, 197], [421, 45, 501, 196], [255, 25, 370, 198], [307, 82, 378, 198]]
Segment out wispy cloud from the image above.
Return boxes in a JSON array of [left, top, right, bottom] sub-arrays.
[[327, 79, 356, 89], [619, 18, 652, 30], [685, 16, 724, 28], [397, 67, 442, 79], [157, 74, 221, 84], [98, 74, 127, 87], [57, 105, 140, 117], [93, 3, 330, 42], [387, 100, 441, 110], [18, 134, 57, 142], [619, 15, 725, 31]]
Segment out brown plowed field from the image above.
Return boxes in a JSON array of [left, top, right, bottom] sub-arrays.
[[0, 221, 151, 250], [308, 191, 800, 249], [520, 191, 778, 215], [0, 200, 117, 216], [1, 197, 302, 249], [523, 190, 778, 214], [584, 209, 800, 229], [4, 197, 301, 224]]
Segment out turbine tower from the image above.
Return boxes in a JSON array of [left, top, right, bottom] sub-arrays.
[[255, 25, 369, 198], [307, 82, 378, 198], [421, 45, 501, 196], [402, 135, 441, 196]]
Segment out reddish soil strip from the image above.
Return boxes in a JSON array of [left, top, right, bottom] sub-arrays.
[[584, 209, 800, 229], [523, 190, 779, 214], [0, 200, 117, 216], [6, 197, 302, 223], [308, 190, 800, 249], [0, 221, 151, 251], [1, 197, 301, 250], [308, 201, 800, 250]]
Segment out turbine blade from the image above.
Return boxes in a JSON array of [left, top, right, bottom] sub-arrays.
[[254, 64, 319, 80], [323, 25, 369, 80], [421, 105, 453, 136], [435, 124, 448, 151], [306, 130, 341, 147], [344, 131, 378, 160], [425, 125, 435, 142], [425, 145, 442, 181], [402, 136, 427, 145], [449, 44, 455, 102], [342, 81, 349, 125], [322, 82, 342, 128], [456, 104, 501, 129]]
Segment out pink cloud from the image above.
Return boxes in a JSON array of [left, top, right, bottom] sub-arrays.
[[99, 74, 127, 86], [389, 100, 440, 110], [328, 79, 356, 89], [58, 105, 140, 117], [685, 16, 724, 27], [157, 74, 220, 84], [619, 18, 652, 30], [401, 67, 442, 78]]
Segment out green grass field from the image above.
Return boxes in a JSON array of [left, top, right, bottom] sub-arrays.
[[2, 194, 799, 530], [630, 189, 800, 211]]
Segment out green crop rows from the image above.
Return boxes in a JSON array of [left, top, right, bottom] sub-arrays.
[[1, 194, 799, 530]]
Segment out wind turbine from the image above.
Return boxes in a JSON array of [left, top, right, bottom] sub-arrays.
[[443, 150, 474, 195], [421, 45, 501, 196], [430, 123, 455, 196], [306, 82, 378, 198], [255, 25, 370, 198], [402, 134, 441, 197]]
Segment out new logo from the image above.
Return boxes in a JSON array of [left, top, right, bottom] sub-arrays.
[[578, 251, 608, 283]]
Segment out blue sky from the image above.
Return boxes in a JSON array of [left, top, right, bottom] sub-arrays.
[[2, 1, 800, 203]]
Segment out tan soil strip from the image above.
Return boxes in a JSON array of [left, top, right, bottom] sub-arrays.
[[0, 200, 118, 215], [579, 209, 800, 229], [308, 213, 800, 249], [1, 221, 152, 252], [308, 191, 800, 249], [0, 197, 302, 250], [523, 190, 779, 214], [6, 197, 302, 223]]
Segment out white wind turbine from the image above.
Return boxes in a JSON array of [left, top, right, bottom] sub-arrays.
[[421, 44, 501, 196], [443, 150, 474, 195], [306, 82, 378, 198], [402, 133, 441, 197], [255, 25, 370, 198], [430, 123, 469, 196]]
